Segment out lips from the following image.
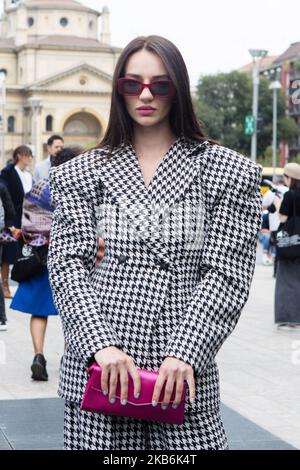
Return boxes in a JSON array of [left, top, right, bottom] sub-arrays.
[[136, 106, 156, 116], [136, 106, 156, 111]]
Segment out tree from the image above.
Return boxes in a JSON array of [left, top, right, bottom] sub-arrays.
[[194, 70, 298, 161]]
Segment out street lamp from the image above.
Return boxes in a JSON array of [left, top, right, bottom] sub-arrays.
[[249, 49, 268, 162], [28, 97, 42, 159], [269, 80, 282, 180], [0, 69, 7, 168]]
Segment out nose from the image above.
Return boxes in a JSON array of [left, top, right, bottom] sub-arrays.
[[139, 85, 153, 101]]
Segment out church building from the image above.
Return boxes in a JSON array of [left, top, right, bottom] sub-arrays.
[[0, 0, 121, 163]]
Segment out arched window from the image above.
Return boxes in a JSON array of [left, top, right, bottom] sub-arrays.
[[7, 116, 15, 133], [46, 115, 53, 132]]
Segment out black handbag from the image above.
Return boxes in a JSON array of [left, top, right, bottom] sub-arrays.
[[276, 190, 300, 260], [11, 242, 48, 283]]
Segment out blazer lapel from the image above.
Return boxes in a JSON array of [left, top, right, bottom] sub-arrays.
[[99, 145, 149, 204], [142, 138, 208, 260], [98, 139, 209, 260], [147, 137, 205, 205]]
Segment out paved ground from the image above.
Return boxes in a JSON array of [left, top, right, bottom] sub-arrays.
[[0, 249, 299, 450], [218, 262, 300, 449], [0, 398, 294, 450]]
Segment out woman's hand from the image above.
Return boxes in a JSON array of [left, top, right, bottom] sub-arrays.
[[9, 227, 22, 239], [94, 346, 141, 405], [96, 238, 105, 266], [152, 357, 195, 409]]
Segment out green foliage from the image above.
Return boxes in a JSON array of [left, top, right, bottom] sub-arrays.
[[292, 153, 300, 164], [294, 59, 300, 72], [194, 70, 299, 158], [257, 145, 280, 167]]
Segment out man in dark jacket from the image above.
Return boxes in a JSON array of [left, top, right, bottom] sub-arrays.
[[0, 180, 16, 330], [0, 145, 33, 298]]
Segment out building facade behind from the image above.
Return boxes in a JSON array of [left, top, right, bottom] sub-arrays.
[[0, 0, 121, 164], [263, 42, 300, 165]]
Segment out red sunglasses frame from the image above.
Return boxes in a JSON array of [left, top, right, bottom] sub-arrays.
[[117, 78, 176, 98]]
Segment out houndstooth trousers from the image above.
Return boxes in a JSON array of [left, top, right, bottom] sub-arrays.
[[64, 402, 228, 450], [48, 138, 262, 450]]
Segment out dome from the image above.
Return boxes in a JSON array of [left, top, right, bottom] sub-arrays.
[[25, 0, 100, 15]]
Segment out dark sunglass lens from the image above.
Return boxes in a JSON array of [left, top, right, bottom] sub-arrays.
[[151, 81, 171, 96], [122, 80, 142, 95]]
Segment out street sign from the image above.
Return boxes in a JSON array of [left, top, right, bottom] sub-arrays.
[[245, 115, 255, 135]]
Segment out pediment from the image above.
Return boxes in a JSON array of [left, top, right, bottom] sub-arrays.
[[26, 63, 113, 93]]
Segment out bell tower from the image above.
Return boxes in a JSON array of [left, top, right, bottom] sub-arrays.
[[4, 0, 21, 12], [4, 0, 20, 11]]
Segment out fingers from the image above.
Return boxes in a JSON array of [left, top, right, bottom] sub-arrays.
[[173, 375, 184, 409], [96, 238, 105, 266], [119, 368, 129, 405], [152, 359, 196, 410], [108, 366, 118, 404], [128, 362, 141, 400], [152, 370, 167, 407], [98, 238, 105, 250], [161, 376, 176, 409], [101, 366, 109, 396], [95, 348, 141, 404], [186, 374, 196, 404]]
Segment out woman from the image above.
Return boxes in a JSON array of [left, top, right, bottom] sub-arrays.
[[10, 148, 82, 380], [48, 36, 262, 450], [0, 180, 16, 330], [275, 162, 300, 328], [258, 212, 273, 266], [0, 145, 33, 298]]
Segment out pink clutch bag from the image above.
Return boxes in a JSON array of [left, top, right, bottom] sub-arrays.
[[80, 362, 187, 425]]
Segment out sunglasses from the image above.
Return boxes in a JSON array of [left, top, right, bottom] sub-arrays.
[[117, 78, 176, 98]]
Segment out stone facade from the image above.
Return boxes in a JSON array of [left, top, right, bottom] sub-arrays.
[[0, 0, 121, 164]]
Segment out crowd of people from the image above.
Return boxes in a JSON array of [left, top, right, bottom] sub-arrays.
[[258, 163, 300, 329], [0, 135, 84, 381]]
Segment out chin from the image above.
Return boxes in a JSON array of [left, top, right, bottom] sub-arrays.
[[135, 116, 165, 128]]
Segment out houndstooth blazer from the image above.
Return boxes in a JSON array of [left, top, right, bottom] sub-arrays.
[[48, 137, 262, 413]]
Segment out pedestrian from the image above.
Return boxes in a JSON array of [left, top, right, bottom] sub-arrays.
[[33, 135, 64, 182], [275, 163, 300, 329], [10, 147, 82, 380], [258, 211, 273, 265], [48, 35, 262, 450], [0, 180, 16, 330], [0, 145, 33, 298], [262, 176, 288, 272]]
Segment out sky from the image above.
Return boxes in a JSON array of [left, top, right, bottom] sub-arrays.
[[1, 0, 299, 88], [83, 0, 300, 88]]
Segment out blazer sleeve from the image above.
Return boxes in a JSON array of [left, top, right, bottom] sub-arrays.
[[165, 163, 262, 375], [0, 182, 16, 226], [48, 167, 121, 366]]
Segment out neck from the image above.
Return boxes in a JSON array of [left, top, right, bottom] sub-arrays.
[[133, 120, 176, 157], [16, 162, 26, 171]]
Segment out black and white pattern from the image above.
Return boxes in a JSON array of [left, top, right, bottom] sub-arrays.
[[48, 137, 262, 450], [64, 401, 228, 450]]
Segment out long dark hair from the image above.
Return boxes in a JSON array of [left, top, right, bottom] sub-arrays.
[[51, 146, 83, 167], [290, 178, 300, 190], [99, 35, 209, 152]]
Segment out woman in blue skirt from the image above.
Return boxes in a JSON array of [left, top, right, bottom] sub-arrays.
[[11, 148, 81, 381]]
